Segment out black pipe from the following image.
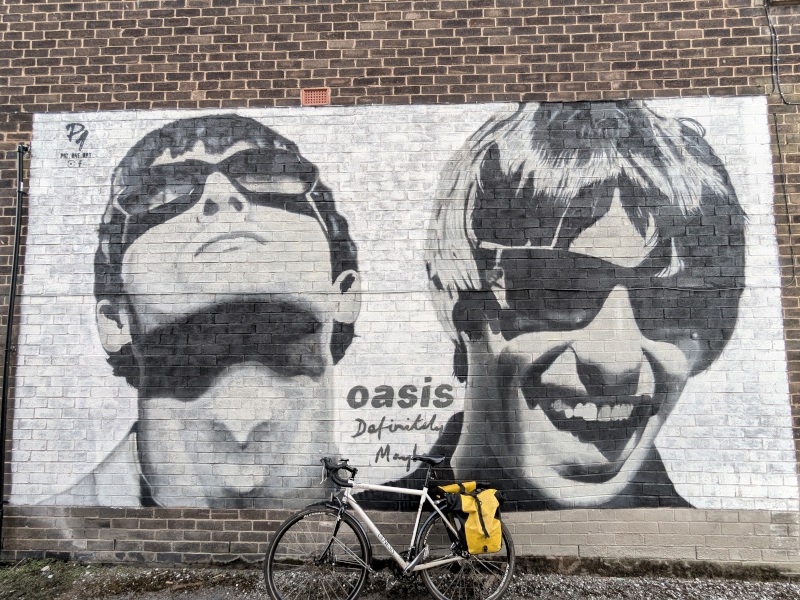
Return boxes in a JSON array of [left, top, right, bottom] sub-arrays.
[[0, 143, 29, 553]]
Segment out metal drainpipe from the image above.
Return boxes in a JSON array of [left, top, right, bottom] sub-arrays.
[[0, 143, 30, 553]]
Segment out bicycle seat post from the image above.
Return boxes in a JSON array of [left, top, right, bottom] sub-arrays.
[[423, 463, 436, 490]]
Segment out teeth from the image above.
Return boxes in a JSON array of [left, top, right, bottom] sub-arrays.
[[549, 401, 635, 422], [611, 404, 634, 420]]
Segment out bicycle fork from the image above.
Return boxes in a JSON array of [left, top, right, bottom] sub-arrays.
[[320, 501, 374, 573]]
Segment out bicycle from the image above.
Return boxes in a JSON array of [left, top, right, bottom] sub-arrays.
[[263, 455, 515, 600]]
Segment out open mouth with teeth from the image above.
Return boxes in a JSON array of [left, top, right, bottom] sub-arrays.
[[521, 379, 661, 481], [505, 346, 668, 481]]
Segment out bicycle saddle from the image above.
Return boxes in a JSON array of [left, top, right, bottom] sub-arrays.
[[412, 454, 446, 466]]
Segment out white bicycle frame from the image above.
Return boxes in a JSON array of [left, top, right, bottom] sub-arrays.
[[334, 478, 465, 574]]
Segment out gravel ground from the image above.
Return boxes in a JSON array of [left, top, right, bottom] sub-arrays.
[[44, 566, 800, 600]]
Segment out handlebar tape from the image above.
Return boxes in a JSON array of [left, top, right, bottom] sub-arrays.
[[321, 457, 357, 488]]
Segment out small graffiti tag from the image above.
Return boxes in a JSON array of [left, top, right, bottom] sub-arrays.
[[66, 123, 88, 151], [60, 123, 92, 167]]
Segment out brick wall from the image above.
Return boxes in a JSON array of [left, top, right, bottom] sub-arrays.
[[0, 0, 799, 569], [0, 0, 779, 108], [2, 506, 798, 567]]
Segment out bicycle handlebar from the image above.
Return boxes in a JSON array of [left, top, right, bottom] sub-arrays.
[[321, 457, 358, 488]]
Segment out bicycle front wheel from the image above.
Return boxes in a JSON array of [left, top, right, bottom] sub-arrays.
[[264, 506, 371, 600], [415, 512, 515, 600]]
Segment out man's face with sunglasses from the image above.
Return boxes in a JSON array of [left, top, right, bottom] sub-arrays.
[[118, 139, 337, 334], [475, 189, 701, 506], [103, 136, 358, 507]]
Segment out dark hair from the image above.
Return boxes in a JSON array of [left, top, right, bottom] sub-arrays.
[[95, 115, 358, 385], [427, 101, 746, 381]]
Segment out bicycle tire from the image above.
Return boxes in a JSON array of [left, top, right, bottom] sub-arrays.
[[415, 512, 515, 600], [264, 505, 371, 600]]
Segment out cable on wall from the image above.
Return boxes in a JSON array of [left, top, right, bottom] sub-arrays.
[[765, 0, 800, 105], [763, 1, 800, 285], [772, 113, 799, 284], [0, 143, 29, 552]]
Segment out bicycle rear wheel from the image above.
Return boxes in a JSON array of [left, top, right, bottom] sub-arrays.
[[264, 506, 371, 600], [415, 512, 515, 600]]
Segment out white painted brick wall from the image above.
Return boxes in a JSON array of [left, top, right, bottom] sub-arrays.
[[6, 99, 798, 516]]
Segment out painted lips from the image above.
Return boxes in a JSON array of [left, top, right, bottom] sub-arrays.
[[194, 233, 265, 256]]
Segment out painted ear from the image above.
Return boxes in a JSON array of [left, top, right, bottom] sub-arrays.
[[96, 299, 132, 353], [332, 269, 360, 324]]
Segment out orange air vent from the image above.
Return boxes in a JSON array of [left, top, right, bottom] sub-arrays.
[[301, 87, 331, 106]]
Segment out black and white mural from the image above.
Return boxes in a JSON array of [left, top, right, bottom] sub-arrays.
[[9, 99, 799, 512], [422, 103, 746, 510]]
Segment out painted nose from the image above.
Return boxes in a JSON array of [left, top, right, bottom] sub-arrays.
[[571, 285, 646, 395], [196, 171, 251, 222]]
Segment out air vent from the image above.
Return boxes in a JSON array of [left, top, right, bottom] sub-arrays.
[[301, 87, 331, 107]]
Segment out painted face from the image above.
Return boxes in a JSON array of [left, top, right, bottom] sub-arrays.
[[118, 140, 338, 334], [477, 189, 697, 507], [105, 139, 357, 508]]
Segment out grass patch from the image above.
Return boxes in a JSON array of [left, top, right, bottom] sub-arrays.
[[0, 561, 264, 599], [0, 559, 86, 600]]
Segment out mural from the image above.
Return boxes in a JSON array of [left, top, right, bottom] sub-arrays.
[[9, 99, 799, 512], [424, 103, 745, 510], [53, 115, 361, 508]]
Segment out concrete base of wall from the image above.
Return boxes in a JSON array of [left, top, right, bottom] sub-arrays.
[[1, 506, 798, 574]]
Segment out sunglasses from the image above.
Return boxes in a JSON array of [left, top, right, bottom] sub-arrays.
[[477, 240, 741, 346], [117, 148, 328, 235]]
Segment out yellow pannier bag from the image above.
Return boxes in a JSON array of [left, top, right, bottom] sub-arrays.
[[437, 482, 503, 555]]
